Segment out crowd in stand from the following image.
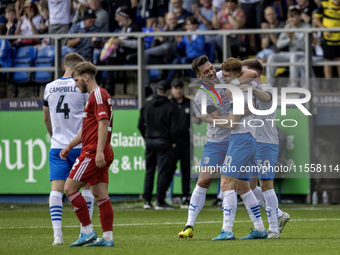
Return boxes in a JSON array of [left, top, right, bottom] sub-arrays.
[[0, 0, 339, 96]]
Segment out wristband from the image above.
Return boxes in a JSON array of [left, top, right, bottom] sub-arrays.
[[231, 78, 240, 86]]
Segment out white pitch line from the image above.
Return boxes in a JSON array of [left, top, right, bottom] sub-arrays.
[[1, 218, 340, 230]]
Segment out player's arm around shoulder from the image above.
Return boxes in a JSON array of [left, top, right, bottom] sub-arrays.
[[238, 69, 258, 84], [238, 84, 271, 103], [197, 110, 237, 130]]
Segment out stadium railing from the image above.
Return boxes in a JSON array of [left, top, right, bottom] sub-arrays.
[[1, 27, 339, 108]]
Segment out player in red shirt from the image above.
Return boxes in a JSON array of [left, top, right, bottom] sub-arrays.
[[60, 61, 114, 247]]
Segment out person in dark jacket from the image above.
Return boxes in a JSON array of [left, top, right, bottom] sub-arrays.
[[66, 8, 101, 61], [170, 80, 191, 208], [138, 80, 178, 210], [105, 6, 141, 95]]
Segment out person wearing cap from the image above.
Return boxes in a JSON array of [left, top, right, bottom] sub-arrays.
[[72, 0, 109, 32], [66, 8, 101, 61], [170, 80, 192, 208], [138, 80, 178, 210], [104, 5, 142, 95]]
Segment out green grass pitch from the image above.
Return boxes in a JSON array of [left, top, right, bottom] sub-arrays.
[[1, 202, 340, 255]]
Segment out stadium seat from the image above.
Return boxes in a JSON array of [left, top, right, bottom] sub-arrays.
[[205, 43, 214, 63], [149, 69, 161, 82], [12, 46, 37, 84], [33, 45, 55, 84]]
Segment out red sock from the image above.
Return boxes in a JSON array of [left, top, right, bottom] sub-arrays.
[[68, 191, 91, 227], [97, 197, 113, 232]]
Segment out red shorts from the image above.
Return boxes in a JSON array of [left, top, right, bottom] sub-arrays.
[[69, 149, 114, 186]]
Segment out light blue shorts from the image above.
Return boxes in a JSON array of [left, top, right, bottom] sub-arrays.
[[199, 140, 229, 174], [254, 142, 279, 180], [49, 148, 82, 181], [221, 133, 257, 181]]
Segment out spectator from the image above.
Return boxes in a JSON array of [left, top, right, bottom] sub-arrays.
[[72, 1, 91, 24], [89, 0, 108, 32], [134, 12, 183, 88], [72, 0, 109, 32], [4, 4, 18, 36], [15, 0, 26, 21], [14, 0, 42, 46], [170, 0, 193, 27], [38, 4, 50, 47], [48, 0, 74, 36], [240, 0, 264, 53], [256, 6, 286, 64], [211, 0, 246, 60], [212, 0, 224, 11], [191, 0, 215, 43], [266, 8, 311, 87], [313, 0, 340, 80], [66, 8, 101, 61], [105, 0, 131, 32], [39, 5, 48, 34], [295, 0, 317, 24], [170, 80, 192, 209], [138, 80, 178, 210], [182, 0, 195, 13], [139, 0, 168, 28], [269, 0, 295, 22], [0, 0, 16, 17], [104, 5, 141, 95], [166, 16, 206, 82], [0, 23, 13, 69]]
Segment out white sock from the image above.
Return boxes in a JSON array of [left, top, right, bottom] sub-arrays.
[[253, 186, 283, 217], [241, 190, 265, 232], [83, 223, 94, 234], [222, 190, 237, 233], [81, 189, 94, 232], [252, 186, 266, 209], [82, 189, 94, 219], [186, 184, 207, 227], [103, 231, 113, 241], [217, 188, 223, 200], [263, 189, 279, 233], [49, 191, 63, 238]]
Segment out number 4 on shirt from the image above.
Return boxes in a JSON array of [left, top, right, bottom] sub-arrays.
[[57, 95, 70, 119]]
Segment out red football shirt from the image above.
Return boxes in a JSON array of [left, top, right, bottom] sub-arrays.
[[81, 86, 113, 157]]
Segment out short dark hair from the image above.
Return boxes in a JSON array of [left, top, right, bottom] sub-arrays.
[[156, 80, 171, 93], [225, 0, 238, 3], [185, 16, 198, 25], [191, 55, 210, 75], [242, 59, 263, 75], [288, 7, 302, 16]]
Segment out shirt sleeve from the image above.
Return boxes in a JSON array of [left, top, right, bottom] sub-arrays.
[[94, 92, 110, 121]]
